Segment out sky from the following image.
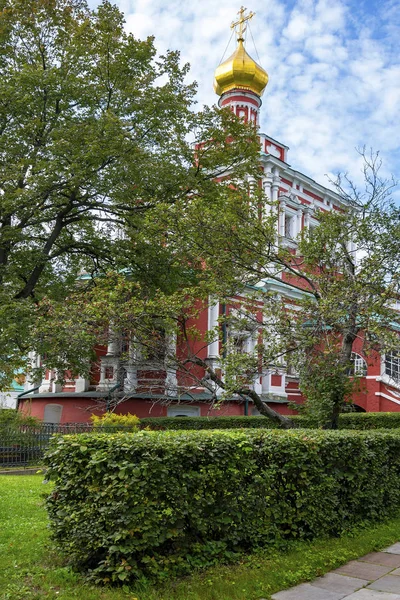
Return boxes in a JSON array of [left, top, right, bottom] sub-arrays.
[[88, 0, 400, 196]]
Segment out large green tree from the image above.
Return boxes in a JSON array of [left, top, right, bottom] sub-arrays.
[[198, 150, 400, 428], [25, 149, 399, 430], [0, 0, 264, 386]]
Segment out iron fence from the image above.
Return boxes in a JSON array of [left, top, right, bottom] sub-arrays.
[[0, 423, 134, 468]]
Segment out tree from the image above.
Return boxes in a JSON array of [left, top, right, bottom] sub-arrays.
[[200, 149, 400, 428], [54, 150, 399, 430], [286, 151, 400, 427], [5, 3, 398, 429], [0, 0, 264, 386]]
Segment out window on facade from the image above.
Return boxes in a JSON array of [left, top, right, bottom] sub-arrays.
[[385, 352, 400, 383], [348, 352, 367, 377], [121, 339, 130, 355], [284, 213, 294, 238], [43, 404, 63, 424], [231, 334, 247, 353], [105, 366, 114, 379], [167, 405, 200, 417]]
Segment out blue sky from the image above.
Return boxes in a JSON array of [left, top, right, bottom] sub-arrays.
[[88, 0, 400, 196]]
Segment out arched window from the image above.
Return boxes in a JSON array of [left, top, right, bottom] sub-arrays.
[[349, 352, 367, 377], [167, 406, 200, 417], [284, 213, 294, 238], [43, 404, 63, 424]]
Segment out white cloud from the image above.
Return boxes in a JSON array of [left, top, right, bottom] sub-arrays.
[[88, 0, 399, 193]]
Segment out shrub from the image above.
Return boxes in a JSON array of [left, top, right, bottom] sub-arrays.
[[338, 412, 400, 430], [0, 408, 41, 426], [139, 413, 400, 431], [45, 429, 400, 583], [91, 412, 139, 430], [139, 415, 278, 430]]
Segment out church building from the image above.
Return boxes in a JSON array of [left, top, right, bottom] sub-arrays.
[[18, 9, 400, 424]]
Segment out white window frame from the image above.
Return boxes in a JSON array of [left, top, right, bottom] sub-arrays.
[[284, 212, 295, 238], [385, 352, 400, 383], [350, 352, 367, 377]]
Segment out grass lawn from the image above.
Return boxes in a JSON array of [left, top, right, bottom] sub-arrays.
[[2, 474, 400, 600]]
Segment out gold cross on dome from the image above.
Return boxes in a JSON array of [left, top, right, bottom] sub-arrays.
[[231, 6, 255, 41]]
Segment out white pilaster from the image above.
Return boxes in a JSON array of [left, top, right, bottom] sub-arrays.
[[296, 208, 303, 236], [99, 363, 106, 387], [24, 352, 41, 391], [279, 200, 286, 237], [51, 377, 62, 393], [125, 342, 138, 391], [106, 325, 118, 356], [165, 331, 178, 395], [207, 298, 220, 359], [75, 377, 89, 393]]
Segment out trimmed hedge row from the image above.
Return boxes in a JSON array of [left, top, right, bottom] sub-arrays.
[[45, 429, 400, 583], [139, 415, 280, 430], [139, 412, 400, 431], [337, 412, 400, 429]]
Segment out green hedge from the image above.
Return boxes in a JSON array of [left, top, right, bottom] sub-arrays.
[[337, 412, 400, 429], [139, 415, 279, 430], [139, 412, 400, 431], [45, 429, 400, 583]]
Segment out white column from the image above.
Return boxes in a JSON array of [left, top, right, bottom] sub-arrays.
[[272, 183, 279, 204], [165, 331, 178, 395], [106, 325, 118, 356], [263, 174, 272, 201], [304, 209, 310, 229], [272, 169, 281, 241], [125, 366, 137, 391], [125, 342, 138, 391], [296, 209, 303, 236], [254, 378, 263, 395], [247, 175, 256, 193], [75, 376, 89, 393], [51, 376, 62, 393], [262, 370, 271, 394], [263, 172, 273, 220], [99, 363, 106, 386], [279, 200, 286, 237], [207, 298, 220, 359], [24, 352, 41, 391]]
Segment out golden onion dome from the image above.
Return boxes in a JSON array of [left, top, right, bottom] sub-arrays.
[[213, 39, 269, 97]]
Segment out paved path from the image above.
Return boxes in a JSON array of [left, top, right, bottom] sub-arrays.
[[271, 544, 400, 600]]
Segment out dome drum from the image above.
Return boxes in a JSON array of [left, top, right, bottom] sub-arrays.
[[219, 89, 262, 108]]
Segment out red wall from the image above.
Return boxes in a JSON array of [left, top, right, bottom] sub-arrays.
[[20, 396, 297, 423]]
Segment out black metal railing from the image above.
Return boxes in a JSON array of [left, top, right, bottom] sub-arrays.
[[0, 423, 135, 468]]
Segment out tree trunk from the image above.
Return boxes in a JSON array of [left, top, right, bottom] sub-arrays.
[[239, 387, 297, 429], [326, 327, 357, 429]]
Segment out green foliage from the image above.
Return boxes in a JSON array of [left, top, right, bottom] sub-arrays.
[[139, 416, 279, 430], [0, 0, 265, 386], [282, 153, 400, 427], [45, 428, 400, 583], [0, 408, 40, 426], [5, 474, 400, 599], [138, 413, 400, 431], [91, 412, 139, 430], [337, 412, 400, 430]]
